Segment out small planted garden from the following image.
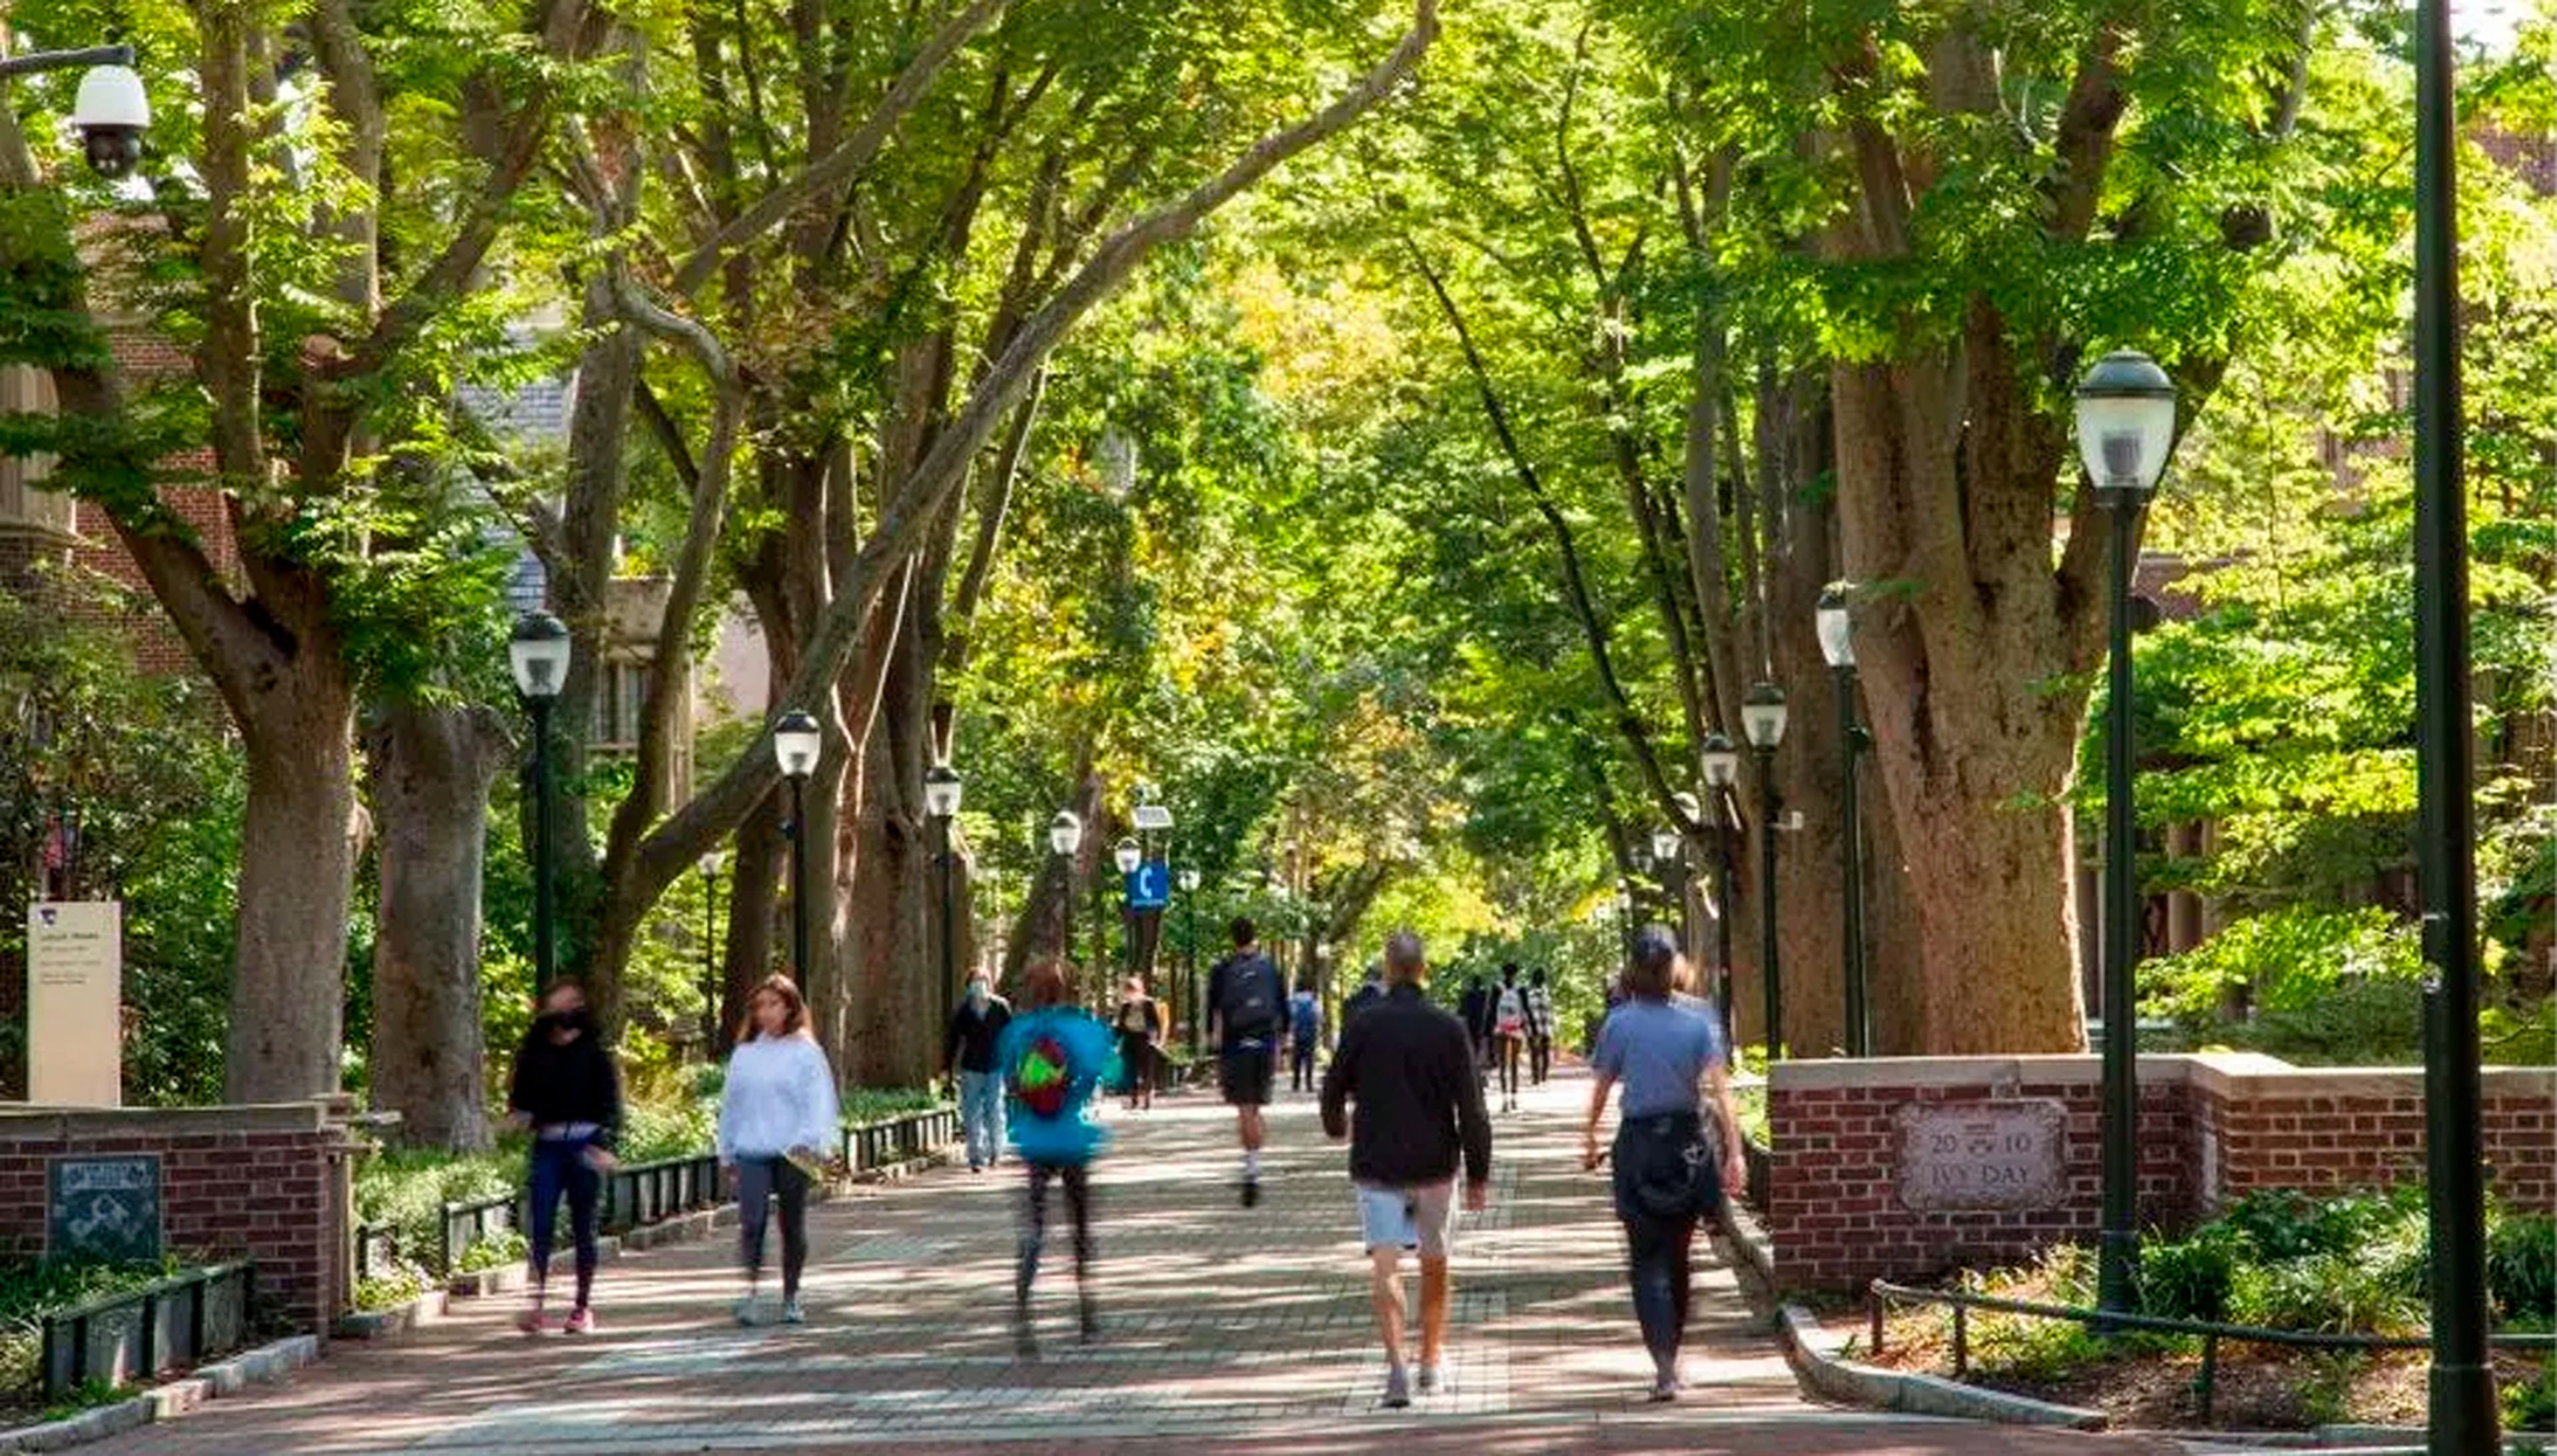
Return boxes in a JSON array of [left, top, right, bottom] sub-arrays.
[[1864, 1188, 2557, 1431], [0, 1254, 260, 1421]]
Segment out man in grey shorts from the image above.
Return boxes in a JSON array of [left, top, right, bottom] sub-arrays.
[[1320, 930, 1492, 1409]]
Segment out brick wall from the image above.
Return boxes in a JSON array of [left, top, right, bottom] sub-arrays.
[[0, 1103, 356, 1335], [1768, 1053, 2557, 1292]]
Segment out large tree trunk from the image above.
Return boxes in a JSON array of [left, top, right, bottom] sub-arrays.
[[715, 791, 784, 1057], [366, 703, 506, 1148], [226, 660, 360, 1103]]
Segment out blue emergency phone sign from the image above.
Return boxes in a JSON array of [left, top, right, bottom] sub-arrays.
[[1126, 861, 1170, 911]]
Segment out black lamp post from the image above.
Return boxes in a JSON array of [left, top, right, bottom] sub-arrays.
[[1048, 810, 1083, 963], [2074, 348, 2178, 1321], [1817, 585, 1872, 1057], [1650, 824, 1686, 957], [2411, 0, 2493, 1438], [1179, 867, 1203, 1055], [925, 763, 964, 1056], [698, 851, 721, 1053], [772, 711, 822, 982], [1113, 837, 1142, 978], [1740, 682, 1788, 1059], [509, 612, 571, 989], [1701, 738, 1739, 1053]]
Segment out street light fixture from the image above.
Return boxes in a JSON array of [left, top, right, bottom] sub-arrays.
[[2074, 347, 2176, 1322], [926, 763, 964, 1053], [1049, 809, 1083, 964], [1819, 584, 1872, 1058], [0, 45, 152, 179], [1741, 682, 1787, 1059], [509, 611, 571, 990], [772, 710, 821, 982], [1700, 740, 1739, 1050]]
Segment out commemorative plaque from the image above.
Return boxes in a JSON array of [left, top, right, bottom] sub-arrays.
[[1892, 1100, 2067, 1212]]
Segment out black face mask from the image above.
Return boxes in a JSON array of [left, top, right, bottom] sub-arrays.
[[537, 1009, 593, 1039]]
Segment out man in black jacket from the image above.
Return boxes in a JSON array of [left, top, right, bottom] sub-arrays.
[[1320, 931, 1492, 1410]]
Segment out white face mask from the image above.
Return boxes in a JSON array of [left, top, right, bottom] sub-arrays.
[[968, 983, 989, 1005]]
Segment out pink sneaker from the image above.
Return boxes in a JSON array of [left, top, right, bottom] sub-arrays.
[[517, 1307, 551, 1335], [563, 1307, 596, 1335]]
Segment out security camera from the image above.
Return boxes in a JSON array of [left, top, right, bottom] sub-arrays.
[[71, 64, 148, 179]]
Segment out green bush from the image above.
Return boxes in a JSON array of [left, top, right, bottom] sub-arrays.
[[2487, 1215, 2556, 1324], [353, 1148, 517, 1264], [2140, 1229, 2240, 1322], [351, 1269, 430, 1313], [2211, 1187, 2422, 1265], [842, 1086, 942, 1126], [619, 1092, 717, 1162], [453, 1231, 527, 1274], [2140, 906, 2429, 1065], [0, 1256, 190, 1400], [2506, 1357, 2556, 1432], [2227, 1250, 2422, 1335]]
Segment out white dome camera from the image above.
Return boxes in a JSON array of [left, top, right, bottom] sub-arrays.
[[71, 63, 148, 178]]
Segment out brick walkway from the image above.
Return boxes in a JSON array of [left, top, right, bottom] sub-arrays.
[[90, 1069, 2187, 1454]]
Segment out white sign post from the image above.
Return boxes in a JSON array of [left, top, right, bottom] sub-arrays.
[[27, 901, 121, 1106]]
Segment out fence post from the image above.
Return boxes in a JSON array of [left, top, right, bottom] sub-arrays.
[[1868, 1288, 1884, 1355], [1951, 1302, 1968, 1379], [2197, 1332, 2218, 1423], [137, 1288, 159, 1380]]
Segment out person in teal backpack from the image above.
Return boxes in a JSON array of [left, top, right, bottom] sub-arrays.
[[994, 959, 1114, 1354]]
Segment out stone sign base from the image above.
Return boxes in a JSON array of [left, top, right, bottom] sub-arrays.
[[1768, 1052, 2555, 1293]]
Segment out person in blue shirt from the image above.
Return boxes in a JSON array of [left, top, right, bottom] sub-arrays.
[[994, 959, 1114, 1353], [1581, 925, 1749, 1403]]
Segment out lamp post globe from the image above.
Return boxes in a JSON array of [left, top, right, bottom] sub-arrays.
[[511, 611, 571, 991], [1049, 809, 1083, 965], [1048, 810, 1083, 858], [1177, 867, 1200, 893], [1701, 734, 1739, 790], [2072, 350, 2178, 500], [1650, 828, 1683, 865], [1816, 584, 1856, 670], [1739, 681, 1788, 750], [1699, 734, 1739, 1050], [1113, 838, 1142, 876], [770, 710, 822, 981], [924, 763, 964, 1041], [772, 712, 822, 780], [508, 610, 571, 700], [924, 763, 964, 820]]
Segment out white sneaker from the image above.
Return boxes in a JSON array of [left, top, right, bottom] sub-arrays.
[[781, 1300, 806, 1325], [734, 1296, 763, 1327]]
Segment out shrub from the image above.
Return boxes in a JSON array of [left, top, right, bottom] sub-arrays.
[[842, 1086, 942, 1126], [2488, 1215, 2556, 1325], [2141, 1229, 2240, 1322], [354, 1148, 518, 1265], [2506, 1357, 2556, 1433], [2228, 1250, 2422, 1335], [2211, 1187, 2420, 1265]]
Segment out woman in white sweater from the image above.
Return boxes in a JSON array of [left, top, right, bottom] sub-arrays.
[[718, 975, 840, 1326]]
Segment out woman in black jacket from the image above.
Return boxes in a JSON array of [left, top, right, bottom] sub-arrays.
[[507, 981, 623, 1335]]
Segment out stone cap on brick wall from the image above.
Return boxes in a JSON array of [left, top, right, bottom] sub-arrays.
[[0, 1101, 333, 1141], [1769, 1052, 2554, 1100]]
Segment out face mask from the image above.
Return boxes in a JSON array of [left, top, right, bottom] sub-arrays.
[[539, 1008, 591, 1037], [968, 984, 988, 1005]]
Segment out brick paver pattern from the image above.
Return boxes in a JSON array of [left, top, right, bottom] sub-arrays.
[[89, 1067, 2188, 1454]]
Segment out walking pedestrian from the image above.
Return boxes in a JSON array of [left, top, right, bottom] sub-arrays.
[[1114, 976, 1161, 1112], [1342, 961, 1386, 1037], [1206, 918, 1286, 1206], [718, 974, 840, 1326], [1456, 973, 1490, 1084], [1490, 964, 1529, 1112], [1526, 968, 1556, 1085], [506, 980, 621, 1335], [1320, 930, 1492, 1410], [1288, 979, 1322, 1092], [1580, 925, 1749, 1401], [946, 969, 1013, 1172], [997, 960, 1113, 1353]]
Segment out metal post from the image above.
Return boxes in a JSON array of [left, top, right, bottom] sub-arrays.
[[787, 776, 809, 981], [1714, 810, 1736, 1054], [0, 45, 135, 80], [1755, 747, 1782, 1060], [701, 868, 718, 1052], [1839, 665, 1870, 1057], [2414, 0, 2494, 1435], [1187, 892, 1202, 1058], [1059, 855, 1075, 966], [938, 816, 957, 1059], [531, 696, 555, 989], [2096, 490, 2142, 1318]]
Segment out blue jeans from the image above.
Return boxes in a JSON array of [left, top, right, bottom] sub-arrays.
[[527, 1134, 602, 1307], [960, 1069, 1006, 1168]]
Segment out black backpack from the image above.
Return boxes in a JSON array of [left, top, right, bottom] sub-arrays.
[[1219, 953, 1282, 1037]]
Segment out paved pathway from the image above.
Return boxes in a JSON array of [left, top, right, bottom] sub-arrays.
[[94, 1068, 2187, 1454]]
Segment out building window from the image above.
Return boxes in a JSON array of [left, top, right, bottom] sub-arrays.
[[593, 660, 650, 749]]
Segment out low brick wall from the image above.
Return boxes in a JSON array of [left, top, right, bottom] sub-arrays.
[[1768, 1053, 2557, 1293], [0, 1103, 357, 1335]]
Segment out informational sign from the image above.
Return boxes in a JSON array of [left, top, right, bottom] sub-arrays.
[[27, 901, 121, 1106], [1892, 1100, 2067, 1212], [47, 1154, 160, 1264], [1132, 804, 1175, 832], [1125, 861, 1170, 911]]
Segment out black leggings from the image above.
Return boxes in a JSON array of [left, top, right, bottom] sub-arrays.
[[737, 1156, 812, 1300], [1498, 1035, 1522, 1097], [527, 1137, 601, 1308], [1119, 1032, 1155, 1102], [1528, 1034, 1552, 1084], [1017, 1161, 1093, 1299], [1623, 1211, 1699, 1364], [1289, 1040, 1316, 1091]]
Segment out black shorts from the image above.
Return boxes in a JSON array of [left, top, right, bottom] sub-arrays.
[[1219, 1039, 1277, 1106]]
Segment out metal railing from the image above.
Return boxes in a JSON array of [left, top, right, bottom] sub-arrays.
[[38, 1261, 254, 1401], [840, 1106, 958, 1174], [438, 1190, 520, 1276], [601, 1153, 721, 1233], [1868, 1278, 2556, 1424]]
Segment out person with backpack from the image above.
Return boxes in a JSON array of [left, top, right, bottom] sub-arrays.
[[1320, 930, 1492, 1409], [1205, 917, 1286, 1207], [1113, 975, 1162, 1112], [718, 974, 840, 1326], [1491, 963, 1530, 1113], [1287, 979, 1322, 1092], [945, 968, 1013, 1172], [995, 959, 1114, 1353], [1342, 961, 1386, 1040], [505, 980, 622, 1336], [1525, 967, 1557, 1085]]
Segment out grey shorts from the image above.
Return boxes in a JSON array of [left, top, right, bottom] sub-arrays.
[[1355, 1180, 1456, 1259]]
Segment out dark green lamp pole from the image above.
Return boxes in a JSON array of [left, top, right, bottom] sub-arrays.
[[772, 712, 823, 982], [1740, 682, 1788, 1060], [1048, 809, 1083, 965], [1651, 826, 1687, 963], [925, 763, 964, 1057], [509, 612, 571, 990], [1816, 585, 1872, 1057], [1113, 837, 1142, 979], [2074, 348, 2179, 1321], [2412, 0, 2494, 1439], [1701, 741, 1740, 1053], [1179, 867, 1203, 1056], [698, 851, 722, 1053]]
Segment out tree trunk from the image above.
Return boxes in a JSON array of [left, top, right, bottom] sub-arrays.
[[226, 664, 360, 1103], [716, 790, 784, 1056], [366, 702, 506, 1149]]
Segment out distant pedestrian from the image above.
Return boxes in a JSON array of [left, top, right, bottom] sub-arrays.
[[997, 960, 1113, 1353], [1526, 968, 1556, 1085], [945, 969, 1013, 1172], [506, 980, 621, 1336], [1581, 926, 1749, 1401], [1288, 979, 1323, 1092], [718, 975, 840, 1327], [1341, 962, 1386, 1039], [1207, 919, 1286, 1206], [1320, 930, 1492, 1410], [1456, 974, 1491, 1083], [1491, 963, 1529, 1112], [1114, 976, 1162, 1112]]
